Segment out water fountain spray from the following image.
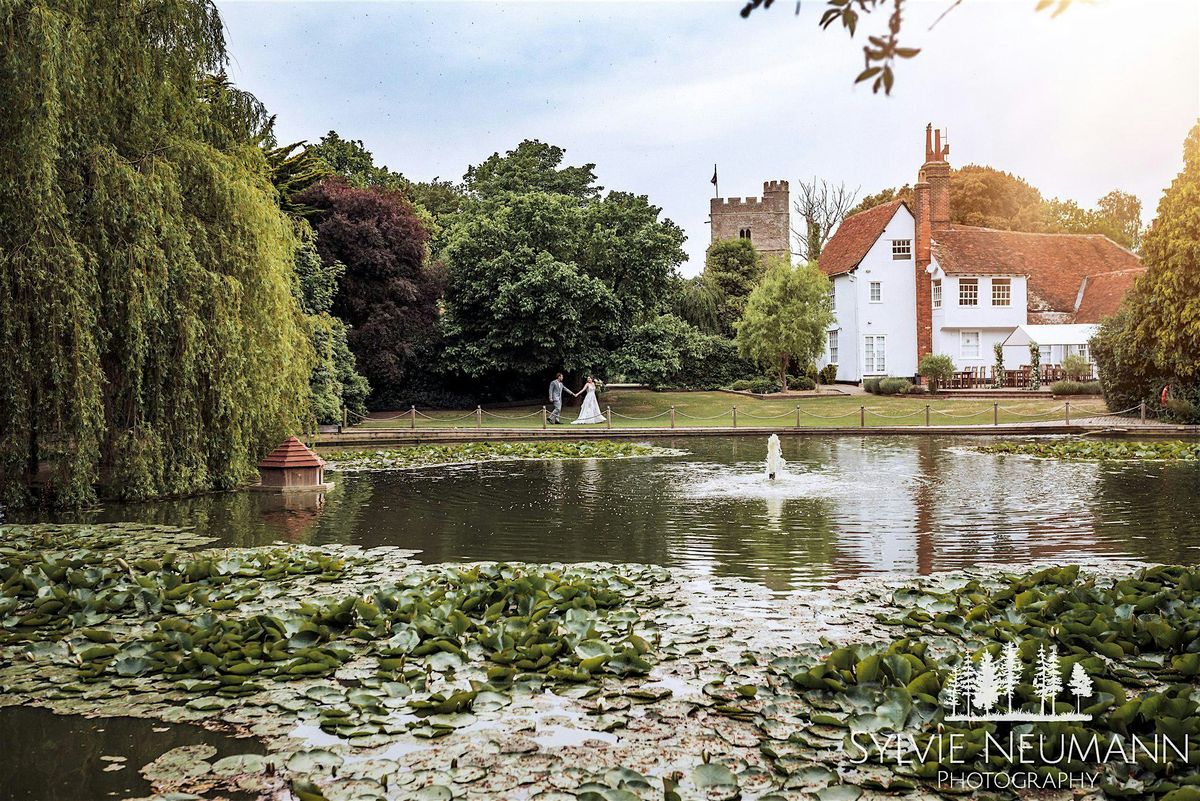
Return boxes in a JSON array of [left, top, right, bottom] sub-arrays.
[[766, 434, 785, 480]]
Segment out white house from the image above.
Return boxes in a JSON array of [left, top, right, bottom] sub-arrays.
[[817, 125, 1144, 383]]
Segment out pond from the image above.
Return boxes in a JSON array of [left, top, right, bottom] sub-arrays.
[[0, 706, 264, 801], [31, 435, 1200, 593]]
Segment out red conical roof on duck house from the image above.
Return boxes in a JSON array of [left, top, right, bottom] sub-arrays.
[[257, 436, 324, 469]]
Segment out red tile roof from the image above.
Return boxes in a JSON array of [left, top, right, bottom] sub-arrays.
[[1073, 267, 1145, 323], [258, 436, 324, 469], [818, 200, 907, 277], [932, 226, 1141, 313]]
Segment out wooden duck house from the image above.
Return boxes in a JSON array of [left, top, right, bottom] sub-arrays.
[[254, 436, 333, 492]]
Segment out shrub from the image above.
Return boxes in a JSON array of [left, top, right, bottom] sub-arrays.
[[803, 363, 819, 383], [878, 377, 914, 396], [1050, 380, 1103, 396], [792, 376, 817, 391], [729, 379, 753, 391], [819, 363, 838, 384], [1061, 353, 1092, 381], [863, 377, 883, 394], [918, 354, 955, 391], [748, 377, 781, 394]]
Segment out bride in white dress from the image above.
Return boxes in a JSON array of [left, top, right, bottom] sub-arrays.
[[571, 376, 606, 424]]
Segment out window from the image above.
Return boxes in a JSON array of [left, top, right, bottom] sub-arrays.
[[932, 280, 942, 309], [869, 281, 882, 303], [991, 278, 1011, 307], [739, 228, 751, 240], [959, 278, 979, 306], [1039, 345, 1051, 365], [961, 330, 981, 359], [828, 331, 839, 364], [829, 286, 836, 311], [892, 239, 912, 260], [864, 335, 887, 374]]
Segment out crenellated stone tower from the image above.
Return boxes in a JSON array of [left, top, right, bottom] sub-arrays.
[[709, 180, 791, 262]]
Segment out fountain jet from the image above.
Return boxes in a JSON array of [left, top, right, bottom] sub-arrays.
[[766, 434, 785, 480]]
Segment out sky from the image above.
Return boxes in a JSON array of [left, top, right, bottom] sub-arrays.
[[216, 0, 1200, 275]]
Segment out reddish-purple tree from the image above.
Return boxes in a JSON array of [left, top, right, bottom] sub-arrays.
[[296, 178, 444, 401]]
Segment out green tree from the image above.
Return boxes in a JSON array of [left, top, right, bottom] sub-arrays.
[[0, 0, 313, 506], [672, 276, 724, 335], [701, 239, 766, 337], [440, 145, 685, 393], [846, 165, 1044, 230], [919, 354, 956, 391], [735, 261, 834, 390], [307, 131, 407, 191], [1094, 190, 1144, 251], [1094, 123, 1200, 421], [465, 140, 600, 200]]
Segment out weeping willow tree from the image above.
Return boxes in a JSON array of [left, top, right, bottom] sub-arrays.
[[0, 0, 313, 506]]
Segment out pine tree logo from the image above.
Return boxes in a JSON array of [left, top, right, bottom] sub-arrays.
[[943, 640, 1092, 722]]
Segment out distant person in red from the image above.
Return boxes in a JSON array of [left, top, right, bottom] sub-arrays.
[[1161, 385, 1171, 406]]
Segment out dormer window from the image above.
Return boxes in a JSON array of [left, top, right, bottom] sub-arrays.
[[739, 228, 752, 240], [932, 279, 942, 309], [892, 239, 912, 260]]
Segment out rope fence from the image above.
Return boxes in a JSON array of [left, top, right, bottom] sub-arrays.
[[336, 398, 1159, 433]]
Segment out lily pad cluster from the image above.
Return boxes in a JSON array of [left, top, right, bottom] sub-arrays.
[[978, 440, 1200, 461], [5, 522, 1200, 801], [323, 441, 679, 473]]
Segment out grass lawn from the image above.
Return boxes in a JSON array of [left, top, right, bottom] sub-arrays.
[[360, 389, 1116, 430]]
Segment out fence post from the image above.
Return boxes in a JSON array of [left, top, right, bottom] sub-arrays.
[[341, 405, 348, 432], [606, 406, 611, 430], [859, 405, 865, 428], [993, 402, 999, 427], [542, 406, 547, 429], [925, 404, 930, 427], [795, 405, 801, 428], [732, 406, 737, 428], [1140, 400, 1146, 423], [1065, 401, 1071, 426], [476, 406, 482, 428], [670, 405, 676, 429], [410, 405, 416, 430]]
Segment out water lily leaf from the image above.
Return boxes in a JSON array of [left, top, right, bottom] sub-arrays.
[[691, 762, 738, 788]]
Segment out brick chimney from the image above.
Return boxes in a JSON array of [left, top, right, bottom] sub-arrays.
[[913, 124, 951, 372]]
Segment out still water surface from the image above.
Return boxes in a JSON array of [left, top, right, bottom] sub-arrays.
[[47, 436, 1200, 592]]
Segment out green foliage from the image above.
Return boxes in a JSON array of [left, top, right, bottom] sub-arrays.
[[440, 146, 685, 392], [849, 165, 1142, 247], [1092, 124, 1200, 422], [863, 377, 882, 394], [0, 0, 313, 506], [818, 363, 839, 384], [307, 315, 370, 424], [918, 354, 955, 391], [1049, 380, 1102, 396], [672, 275, 724, 335], [792, 376, 817, 391], [992, 342, 1005, 389], [877, 377, 914, 395], [325, 441, 665, 472], [979, 440, 1200, 461], [1029, 342, 1042, 390], [464, 140, 600, 200], [307, 131, 407, 191], [701, 239, 766, 337], [729, 378, 780, 395], [1060, 353, 1092, 381], [613, 315, 694, 388], [735, 261, 834, 391]]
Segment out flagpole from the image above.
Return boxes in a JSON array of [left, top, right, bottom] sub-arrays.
[[712, 163, 718, 198]]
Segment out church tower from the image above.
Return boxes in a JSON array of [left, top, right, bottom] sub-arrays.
[[709, 180, 791, 262]]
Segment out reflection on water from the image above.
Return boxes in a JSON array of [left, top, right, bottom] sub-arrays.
[[25, 436, 1200, 592], [0, 706, 263, 800]]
